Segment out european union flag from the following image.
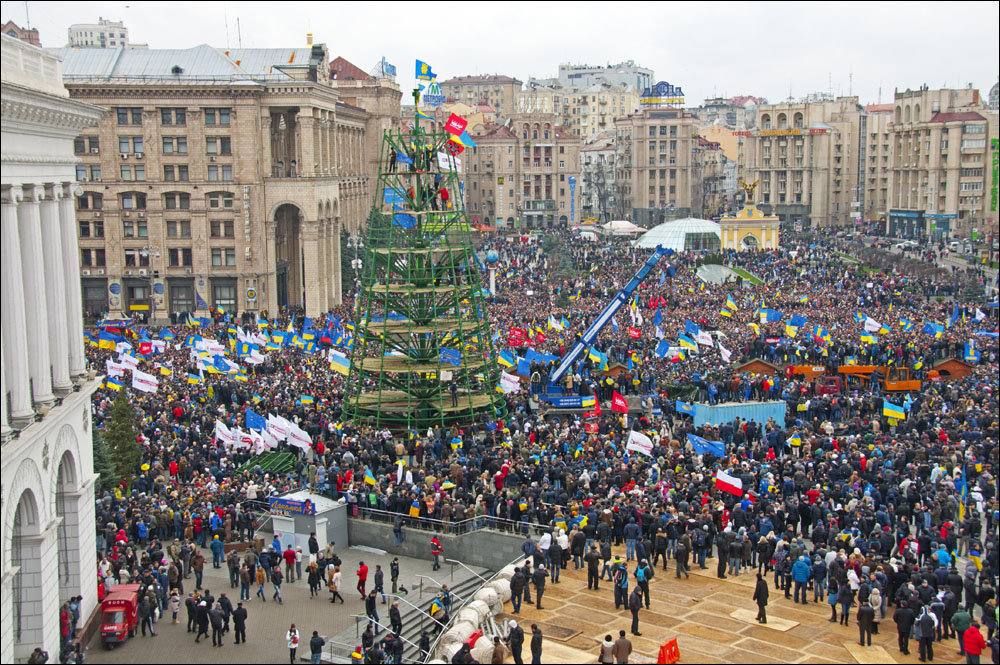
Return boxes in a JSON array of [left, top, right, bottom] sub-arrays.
[[687, 433, 725, 457], [415, 59, 436, 81], [396, 151, 413, 165], [789, 314, 807, 328], [653, 308, 663, 326], [655, 339, 671, 358], [684, 319, 701, 336], [393, 213, 416, 228], [246, 408, 267, 432]]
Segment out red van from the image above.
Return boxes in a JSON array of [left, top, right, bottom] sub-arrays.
[[100, 583, 140, 648]]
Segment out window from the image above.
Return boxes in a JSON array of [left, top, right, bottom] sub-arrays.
[[963, 123, 986, 134], [118, 136, 143, 154], [120, 192, 146, 209], [124, 249, 149, 267], [164, 192, 191, 210], [208, 192, 234, 209], [168, 248, 193, 267], [93, 220, 104, 237], [961, 139, 986, 149], [213, 284, 237, 310], [76, 165, 102, 182], [162, 136, 188, 154], [163, 165, 189, 182], [169, 284, 194, 312], [116, 107, 142, 125], [166, 220, 191, 238], [206, 136, 232, 155], [207, 165, 233, 182], [80, 248, 106, 267], [210, 219, 234, 238], [77, 192, 103, 210], [74, 137, 86, 154], [79, 220, 91, 237], [123, 219, 134, 237], [120, 164, 145, 181], [211, 248, 236, 267], [160, 108, 186, 125], [204, 108, 231, 126]]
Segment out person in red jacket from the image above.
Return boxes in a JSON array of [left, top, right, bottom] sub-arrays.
[[356, 561, 368, 600], [431, 535, 443, 571], [963, 622, 987, 664], [282, 545, 297, 583]]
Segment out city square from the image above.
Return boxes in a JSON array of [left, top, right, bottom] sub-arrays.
[[1, 2, 998, 664]]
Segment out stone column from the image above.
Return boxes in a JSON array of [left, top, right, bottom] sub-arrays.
[[40, 185, 72, 396], [315, 218, 329, 309], [14, 519, 62, 661], [60, 185, 88, 382], [3, 186, 39, 425], [299, 113, 316, 177], [264, 220, 279, 315], [0, 333, 10, 442], [18, 184, 55, 407], [300, 220, 322, 317], [331, 217, 343, 306]]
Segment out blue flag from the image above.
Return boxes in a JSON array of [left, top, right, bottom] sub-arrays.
[[684, 319, 701, 336], [439, 348, 461, 366], [653, 308, 663, 326], [675, 400, 695, 416], [415, 59, 436, 81], [396, 151, 413, 165], [655, 339, 671, 358], [686, 433, 725, 457], [789, 314, 808, 328], [246, 408, 267, 432]]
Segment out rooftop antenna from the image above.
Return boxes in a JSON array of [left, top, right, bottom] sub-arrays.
[[24, 0, 31, 28], [224, 3, 230, 50], [878, 82, 882, 104], [237, 17, 242, 48], [848, 71, 853, 97]]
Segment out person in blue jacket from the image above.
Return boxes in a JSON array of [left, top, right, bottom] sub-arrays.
[[791, 555, 812, 605]]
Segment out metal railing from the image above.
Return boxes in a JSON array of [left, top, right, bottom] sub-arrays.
[[445, 559, 489, 584], [416, 575, 465, 603], [350, 614, 425, 655], [351, 506, 558, 537]]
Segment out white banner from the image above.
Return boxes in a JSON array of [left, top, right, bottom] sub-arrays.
[[267, 414, 290, 442], [626, 430, 654, 456], [131, 369, 159, 393], [115, 341, 132, 354], [499, 371, 521, 394], [696, 330, 714, 347], [288, 424, 313, 450], [118, 354, 139, 370], [105, 359, 127, 378], [215, 419, 236, 446], [718, 341, 732, 363], [864, 317, 883, 333]]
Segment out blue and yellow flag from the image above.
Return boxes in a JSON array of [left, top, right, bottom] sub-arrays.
[[415, 59, 436, 81]]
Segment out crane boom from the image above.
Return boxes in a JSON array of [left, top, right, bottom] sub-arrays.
[[549, 245, 673, 384]]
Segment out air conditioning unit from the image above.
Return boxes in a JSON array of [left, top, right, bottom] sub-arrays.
[[138, 269, 147, 276], [82, 269, 91, 276], [92, 177, 102, 182], [124, 211, 130, 217], [185, 268, 193, 274], [134, 152, 144, 159], [90, 148, 100, 154], [97, 269, 105, 275], [138, 212, 145, 218], [121, 153, 129, 159], [209, 155, 216, 162], [125, 270, 134, 276], [94, 212, 102, 218]]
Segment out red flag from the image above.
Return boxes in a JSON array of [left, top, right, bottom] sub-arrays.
[[137, 341, 152, 355], [584, 422, 599, 433], [627, 326, 641, 339], [446, 140, 465, 156], [444, 113, 468, 136], [535, 331, 546, 344], [611, 391, 629, 413]]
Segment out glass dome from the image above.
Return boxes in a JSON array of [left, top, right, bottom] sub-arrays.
[[633, 217, 722, 252]]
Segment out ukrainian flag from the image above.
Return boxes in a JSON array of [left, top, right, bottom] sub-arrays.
[[364, 468, 377, 485], [234, 369, 248, 382], [899, 318, 914, 332], [105, 377, 123, 391], [799, 295, 809, 303], [719, 308, 732, 318], [883, 400, 906, 420], [785, 324, 798, 338], [678, 334, 697, 350], [788, 433, 802, 447], [187, 373, 201, 384], [497, 350, 515, 368], [98, 332, 117, 350], [726, 294, 738, 311], [159, 366, 172, 376], [299, 394, 314, 405]]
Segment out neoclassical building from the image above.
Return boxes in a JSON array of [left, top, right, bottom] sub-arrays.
[[2, 34, 105, 662]]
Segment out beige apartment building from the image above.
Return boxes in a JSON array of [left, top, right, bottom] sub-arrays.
[[862, 103, 894, 224], [743, 96, 867, 228], [886, 86, 997, 241], [439, 74, 522, 117], [519, 83, 640, 139], [463, 114, 581, 230], [614, 108, 701, 225], [54, 42, 394, 320], [580, 131, 618, 222]]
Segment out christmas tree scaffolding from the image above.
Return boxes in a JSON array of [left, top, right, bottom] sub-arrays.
[[342, 114, 507, 430]]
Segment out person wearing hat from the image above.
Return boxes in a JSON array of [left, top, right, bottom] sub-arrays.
[[532, 564, 547, 610], [506, 619, 525, 665]]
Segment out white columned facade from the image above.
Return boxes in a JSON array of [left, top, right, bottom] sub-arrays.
[[1, 186, 36, 426], [2, 33, 106, 663], [60, 185, 87, 382], [40, 185, 72, 395], [17, 184, 56, 408]]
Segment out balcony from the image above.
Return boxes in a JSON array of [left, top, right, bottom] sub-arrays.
[[525, 199, 556, 211]]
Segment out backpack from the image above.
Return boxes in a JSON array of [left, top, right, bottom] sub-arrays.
[[614, 567, 628, 590]]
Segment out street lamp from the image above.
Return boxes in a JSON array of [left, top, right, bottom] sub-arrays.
[[347, 235, 364, 290], [138, 245, 160, 322]]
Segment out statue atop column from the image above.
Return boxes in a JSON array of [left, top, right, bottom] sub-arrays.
[[739, 178, 759, 204]]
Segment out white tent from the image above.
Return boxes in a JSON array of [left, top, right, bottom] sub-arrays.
[[602, 220, 645, 235]]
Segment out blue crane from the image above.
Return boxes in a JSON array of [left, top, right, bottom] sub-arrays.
[[548, 245, 674, 385]]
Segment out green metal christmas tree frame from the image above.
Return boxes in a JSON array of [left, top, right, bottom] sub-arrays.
[[342, 90, 507, 430]]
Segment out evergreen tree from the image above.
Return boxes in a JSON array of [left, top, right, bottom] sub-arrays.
[[91, 430, 117, 495], [104, 391, 140, 491]]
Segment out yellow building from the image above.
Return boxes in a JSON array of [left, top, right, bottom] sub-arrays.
[[718, 180, 780, 249]]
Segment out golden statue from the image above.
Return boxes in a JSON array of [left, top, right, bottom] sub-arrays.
[[739, 178, 759, 203]]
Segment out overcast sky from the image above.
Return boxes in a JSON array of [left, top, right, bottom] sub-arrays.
[[5, 0, 997, 106]]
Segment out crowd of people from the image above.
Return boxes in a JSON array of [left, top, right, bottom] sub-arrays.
[[83, 225, 998, 664]]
